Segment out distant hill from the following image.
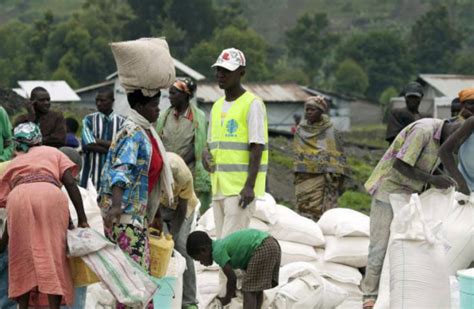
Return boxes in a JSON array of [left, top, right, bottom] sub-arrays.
[[0, 0, 84, 25]]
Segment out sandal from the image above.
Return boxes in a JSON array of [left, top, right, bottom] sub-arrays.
[[363, 299, 376, 309]]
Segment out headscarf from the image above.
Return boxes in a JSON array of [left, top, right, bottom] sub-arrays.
[[459, 88, 474, 103], [305, 96, 328, 112], [173, 78, 196, 97], [13, 122, 42, 152]]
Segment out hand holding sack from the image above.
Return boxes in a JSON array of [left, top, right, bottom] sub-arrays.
[[110, 37, 176, 96]]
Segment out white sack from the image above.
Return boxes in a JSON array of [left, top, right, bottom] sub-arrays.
[[311, 259, 363, 285], [317, 208, 370, 237], [65, 180, 104, 234], [324, 236, 369, 268], [164, 250, 186, 309], [254, 193, 278, 224], [445, 192, 474, 275], [269, 205, 325, 247], [197, 208, 216, 237], [271, 267, 347, 309], [450, 276, 460, 309], [249, 217, 269, 232], [279, 240, 318, 265], [388, 193, 450, 309], [389, 239, 450, 309], [196, 270, 222, 309], [110, 38, 175, 96], [85, 283, 116, 308]]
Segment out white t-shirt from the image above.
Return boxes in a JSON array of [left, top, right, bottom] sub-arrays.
[[207, 98, 266, 145]]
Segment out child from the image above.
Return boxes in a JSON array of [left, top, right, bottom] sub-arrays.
[[65, 117, 80, 149], [187, 229, 281, 309]]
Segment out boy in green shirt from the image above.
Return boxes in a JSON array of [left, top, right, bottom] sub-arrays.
[[187, 229, 281, 309]]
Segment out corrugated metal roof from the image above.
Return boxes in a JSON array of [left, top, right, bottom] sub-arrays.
[[16, 81, 81, 102], [75, 80, 114, 93], [419, 74, 474, 99], [196, 83, 310, 103], [106, 57, 206, 81]]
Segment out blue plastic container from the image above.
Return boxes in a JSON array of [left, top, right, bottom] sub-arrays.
[[457, 268, 474, 309], [152, 276, 177, 309]]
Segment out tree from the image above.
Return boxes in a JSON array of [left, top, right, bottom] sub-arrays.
[[379, 86, 399, 121], [185, 25, 270, 81], [451, 50, 474, 75], [335, 30, 413, 99], [286, 13, 339, 78], [410, 5, 462, 73], [333, 59, 369, 95]]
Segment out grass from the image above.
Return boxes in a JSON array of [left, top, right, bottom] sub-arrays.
[[344, 124, 388, 149], [347, 156, 374, 184], [338, 190, 372, 215]]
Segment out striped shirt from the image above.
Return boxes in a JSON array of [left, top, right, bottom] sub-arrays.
[[80, 111, 124, 189]]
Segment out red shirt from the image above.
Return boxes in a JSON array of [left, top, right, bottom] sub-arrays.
[[147, 132, 163, 194]]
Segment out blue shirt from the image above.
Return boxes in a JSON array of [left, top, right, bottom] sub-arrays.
[[99, 121, 153, 224], [80, 111, 124, 189], [459, 132, 474, 192]]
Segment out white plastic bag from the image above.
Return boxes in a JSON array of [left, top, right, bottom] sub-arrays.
[[67, 228, 110, 257], [249, 218, 269, 232], [317, 208, 370, 237], [254, 193, 278, 224], [279, 240, 318, 265], [324, 236, 369, 268], [269, 205, 325, 247], [83, 244, 159, 307], [110, 38, 175, 96]]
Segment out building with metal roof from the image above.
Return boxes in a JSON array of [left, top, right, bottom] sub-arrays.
[[196, 82, 353, 132], [13, 80, 80, 102], [390, 74, 474, 119]]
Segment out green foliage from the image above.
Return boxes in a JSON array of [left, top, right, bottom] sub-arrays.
[[345, 124, 387, 149], [451, 50, 474, 75], [410, 5, 462, 74], [286, 13, 339, 78], [379, 86, 399, 121], [269, 148, 293, 169], [335, 30, 413, 99], [185, 25, 270, 81], [338, 190, 372, 215], [333, 59, 369, 95]]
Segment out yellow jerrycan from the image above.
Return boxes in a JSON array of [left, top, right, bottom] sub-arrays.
[[68, 256, 100, 287], [149, 228, 174, 278]]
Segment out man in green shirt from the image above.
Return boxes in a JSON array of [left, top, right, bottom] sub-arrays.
[[187, 229, 280, 309], [0, 107, 13, 162]]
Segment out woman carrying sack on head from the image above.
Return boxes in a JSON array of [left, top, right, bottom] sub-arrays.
[[0, 122, 88, 309], [99, 90, 173, 309]]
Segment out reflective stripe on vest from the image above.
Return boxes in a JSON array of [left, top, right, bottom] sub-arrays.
[[209, 91, 268, 197]]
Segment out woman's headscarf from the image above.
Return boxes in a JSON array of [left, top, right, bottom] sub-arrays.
[[173, 78, 196, 97], [13, 122, 42, 152], [459, 88, 474, 103], [305, 96, 328, 112]]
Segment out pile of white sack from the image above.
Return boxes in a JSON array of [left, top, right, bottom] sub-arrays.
[[196, 193, 371, 309], [375, 188, 474, 309]]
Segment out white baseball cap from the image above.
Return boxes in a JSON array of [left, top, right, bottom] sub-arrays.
[[211, 48, 246, 71]]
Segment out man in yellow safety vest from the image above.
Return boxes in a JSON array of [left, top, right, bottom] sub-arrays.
[[203, 48, 268, 239]]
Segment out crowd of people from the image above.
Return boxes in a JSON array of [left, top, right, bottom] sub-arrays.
[[0, 45, 472, 309]]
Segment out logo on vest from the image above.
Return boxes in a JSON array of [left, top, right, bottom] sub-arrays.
[[226, 119, 238, 137]]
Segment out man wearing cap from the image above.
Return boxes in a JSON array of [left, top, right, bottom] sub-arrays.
[[293, 96, 348, 221], [202, 48, 268, 240], [385, 82, 425, 144]]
